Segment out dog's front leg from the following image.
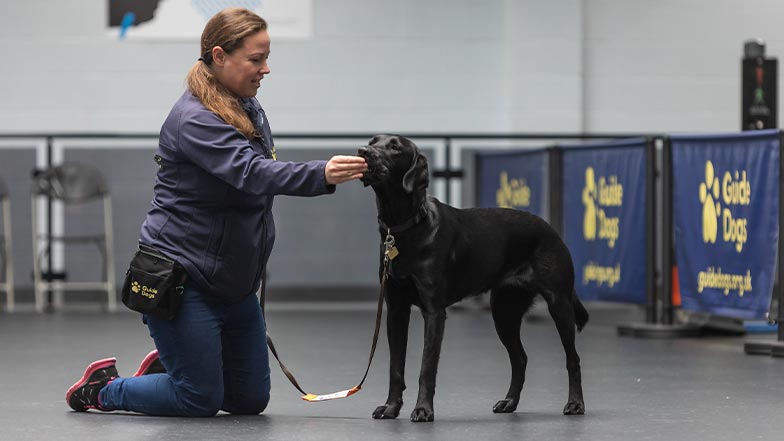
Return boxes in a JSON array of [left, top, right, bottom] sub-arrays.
[[410, 308, 446, 422], [372, 300, 410, 419]]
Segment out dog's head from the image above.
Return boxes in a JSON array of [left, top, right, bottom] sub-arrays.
[[357, 134, 429, 194]]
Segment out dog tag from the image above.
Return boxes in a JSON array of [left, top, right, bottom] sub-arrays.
[[386, 246, 399, 260]]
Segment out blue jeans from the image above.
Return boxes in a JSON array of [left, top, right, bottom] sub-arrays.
[[100, 286, 271, 416]]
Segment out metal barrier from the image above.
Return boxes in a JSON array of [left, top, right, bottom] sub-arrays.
[[0, 132, 644, 311]]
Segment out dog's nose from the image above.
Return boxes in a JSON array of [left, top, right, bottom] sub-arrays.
[[357, 146, 371, 157]]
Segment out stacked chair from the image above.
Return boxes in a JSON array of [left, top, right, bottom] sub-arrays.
[[31, 163, 116, 312]]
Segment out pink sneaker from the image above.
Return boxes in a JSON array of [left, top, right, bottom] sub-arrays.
[[133, 350, 166, 376], [65, 357, 118, 412]]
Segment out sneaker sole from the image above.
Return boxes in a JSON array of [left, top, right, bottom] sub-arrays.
[[65, 357, 117, 405], [133, 350, 159, 377]]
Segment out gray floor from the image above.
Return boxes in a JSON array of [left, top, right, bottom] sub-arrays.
[[2, 301, 784, 441]]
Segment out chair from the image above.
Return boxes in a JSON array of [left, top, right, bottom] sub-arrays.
[[0, 178, 14, 312], [31, 162, 117, 312]]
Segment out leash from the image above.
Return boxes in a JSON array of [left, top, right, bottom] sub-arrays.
[[259, 230, 398, 402]]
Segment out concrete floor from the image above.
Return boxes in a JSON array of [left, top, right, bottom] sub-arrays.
[[2, 301, 784, 441]]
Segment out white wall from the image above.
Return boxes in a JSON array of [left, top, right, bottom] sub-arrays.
[[2, 1, 784, 135], [0, 0, 582, 134], [584, 0, 784, 132], [503, 0, 584, 132]]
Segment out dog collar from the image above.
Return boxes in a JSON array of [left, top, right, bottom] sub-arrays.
[[378, 203, 429, 234]]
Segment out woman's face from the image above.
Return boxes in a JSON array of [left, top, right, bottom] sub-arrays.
[[213, 29, 271, 98]]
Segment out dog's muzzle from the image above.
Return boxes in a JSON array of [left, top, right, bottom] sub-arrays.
[[357, 146, 383, 186]]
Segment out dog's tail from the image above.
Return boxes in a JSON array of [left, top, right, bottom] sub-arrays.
[[573, 290, 589, 332]]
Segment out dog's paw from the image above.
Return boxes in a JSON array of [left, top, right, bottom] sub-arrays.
[[410, 406, 434, 422], [563, 400, 585, 415], [492, 398, 518, 413], [372, 403, 401, 419]]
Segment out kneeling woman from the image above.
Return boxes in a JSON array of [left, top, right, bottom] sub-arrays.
[[65, 7, 366, 416]]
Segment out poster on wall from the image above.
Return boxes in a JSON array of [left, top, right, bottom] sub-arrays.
[[107, 0, 313, 40]]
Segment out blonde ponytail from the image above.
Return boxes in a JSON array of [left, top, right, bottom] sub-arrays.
[[186, 62, 258, 139], [185, 8, 267, 140]]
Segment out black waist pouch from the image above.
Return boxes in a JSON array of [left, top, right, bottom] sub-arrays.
[[121, 244, 187, 320]]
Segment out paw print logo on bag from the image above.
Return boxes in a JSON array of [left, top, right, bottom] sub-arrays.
[[698, 161, 721, 244], [131, 280, 141, 294]]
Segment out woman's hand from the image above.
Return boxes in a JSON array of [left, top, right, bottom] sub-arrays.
[[325, 155, 368, 185]]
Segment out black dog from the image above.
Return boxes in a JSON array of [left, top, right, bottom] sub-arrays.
[[357, 134, 588, 422]]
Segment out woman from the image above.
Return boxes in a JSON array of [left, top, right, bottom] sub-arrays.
[[65, 7, 367, 416]]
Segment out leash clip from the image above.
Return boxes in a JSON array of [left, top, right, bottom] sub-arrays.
[[384, 230, 399, 262]]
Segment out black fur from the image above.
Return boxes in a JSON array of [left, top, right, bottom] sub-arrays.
[[358, 134, 588, 422]]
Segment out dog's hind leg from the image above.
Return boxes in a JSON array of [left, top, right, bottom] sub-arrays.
[[489, 287, 534, 413], [542, 289, 586, 415], [373, 299, 411, 420]]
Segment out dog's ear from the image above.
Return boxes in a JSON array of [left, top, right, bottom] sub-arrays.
[[402, 152, 429, 193]]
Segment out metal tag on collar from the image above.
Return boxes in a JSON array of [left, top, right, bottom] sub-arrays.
[[384, 230, 399, 261]]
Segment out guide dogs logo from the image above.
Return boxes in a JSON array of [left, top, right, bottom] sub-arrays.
[[582, 167, 622, 248], [698, 161, 750, 252], [698, 161, 721, 244], [496, 172, 531, 209], [130, 280, 157, 299], [582, 168, 597, 240]]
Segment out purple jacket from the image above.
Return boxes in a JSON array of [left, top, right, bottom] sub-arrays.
[[140, 91, 334, 301]]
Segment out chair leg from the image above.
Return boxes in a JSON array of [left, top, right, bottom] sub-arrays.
[[31, 195, 45, 313], [0, 237, 6, 312], [104, 196, 117, 312], [2, 198, 14, 312]]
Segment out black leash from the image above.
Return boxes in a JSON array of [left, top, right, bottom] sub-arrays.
[[259, 231, 397, 401]]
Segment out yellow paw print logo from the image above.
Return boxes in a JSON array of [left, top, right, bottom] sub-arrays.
[[698, 161, 721, 243], [131, 280, 140, 294], [582, 167, 597, 240]]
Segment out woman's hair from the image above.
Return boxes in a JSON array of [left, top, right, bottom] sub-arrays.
[[186, 8, 267, 139]]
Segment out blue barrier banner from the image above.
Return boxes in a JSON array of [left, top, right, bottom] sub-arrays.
[[562, 138, 648, 304], [671, 130, 779, 319], [475, 149, 547, 218]]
